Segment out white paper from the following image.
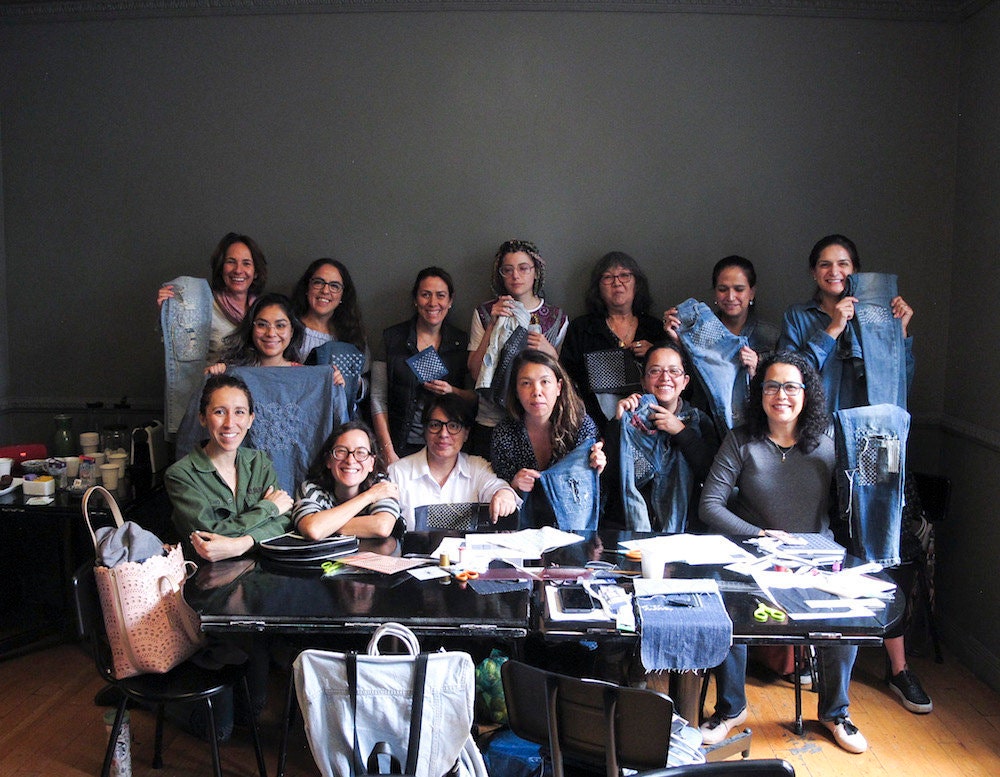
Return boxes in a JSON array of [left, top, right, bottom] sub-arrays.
[[620, 534, 756, 565]]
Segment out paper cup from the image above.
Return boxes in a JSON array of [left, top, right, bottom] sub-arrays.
[[108, 452, 128, 478], [99, 463, 120, 489], [62, 456, 81, 478], [641, 549, 668, 579], [80, 432, 100, 454], [0, 457, 12, 478]]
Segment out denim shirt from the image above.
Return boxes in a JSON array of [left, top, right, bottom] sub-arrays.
[[779, 291, 914, 414]]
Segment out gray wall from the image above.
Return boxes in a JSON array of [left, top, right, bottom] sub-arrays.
[[3, 5, 997, 684], [939, 0, 1000, 691]]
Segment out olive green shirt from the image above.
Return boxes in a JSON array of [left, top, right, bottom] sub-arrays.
[[165, 445, 292, 543]]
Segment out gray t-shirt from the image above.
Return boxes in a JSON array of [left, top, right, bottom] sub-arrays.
[[699, 427, 835, 537]]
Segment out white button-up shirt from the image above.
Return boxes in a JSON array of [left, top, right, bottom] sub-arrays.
[[388, 449, 518, 530]]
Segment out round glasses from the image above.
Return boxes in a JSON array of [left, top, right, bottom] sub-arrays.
[[328, 446, 372, 462], [426, 419, 465, 435], [310, 277, 344, 293], [499, 263, 535, 278], [762, 381, 806, 397]]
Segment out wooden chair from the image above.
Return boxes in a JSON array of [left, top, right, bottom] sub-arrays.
[[71, 563, 267, 777], [501, 659, 679, 777]]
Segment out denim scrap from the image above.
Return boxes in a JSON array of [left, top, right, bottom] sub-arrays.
[[845, 273, 908, 409], [833, 403, 909, 567], [520, 437, 600, 531], [161, 276, 213, 435], [675, 298, 751, 433]]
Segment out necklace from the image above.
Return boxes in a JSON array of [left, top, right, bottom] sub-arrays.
[[606, 315, 637, 348], [767, 437, 795, 462]]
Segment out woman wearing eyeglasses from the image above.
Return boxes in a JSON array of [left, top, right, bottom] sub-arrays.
[[388, 394, 519, 531], [699, 352, 868, 754], [292, 421, 402, 540], [561, 251, 664, 431], [467, 240, 569, 457], [604, 343, 717, 530], [206, 293, 305, 373], [371, 267, 475, 464]]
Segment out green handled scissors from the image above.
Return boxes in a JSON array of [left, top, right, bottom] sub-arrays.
[[753, 599, 787, 623]]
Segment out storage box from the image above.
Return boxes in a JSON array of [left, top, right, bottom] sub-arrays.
[[23, 476, 56, 496]]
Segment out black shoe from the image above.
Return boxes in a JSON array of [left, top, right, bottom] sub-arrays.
[[888, 669, 933, 714]]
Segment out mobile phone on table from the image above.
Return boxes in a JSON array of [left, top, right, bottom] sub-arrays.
[[558, 585, 597, 613]]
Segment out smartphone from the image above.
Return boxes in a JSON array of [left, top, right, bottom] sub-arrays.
[[558, 585, 596, 613]]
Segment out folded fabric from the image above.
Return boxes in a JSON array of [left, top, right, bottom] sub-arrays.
[[634, 579, 733, 672], [477, 300, 532, 392], [407, 346, 449, 383], [94, 522, 166, 566]]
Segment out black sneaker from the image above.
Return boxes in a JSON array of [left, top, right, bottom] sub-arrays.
[[889, 669, 933, 714]]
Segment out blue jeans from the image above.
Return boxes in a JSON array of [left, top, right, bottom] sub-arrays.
[[675, 299, 750, 433], [712, 643, 856, 721], [520, 437, 599, 531], [161, 276, 212, 435], [845, 273, 908, 410], [834, 404, 910, 567], [618, 395, 699, 533]]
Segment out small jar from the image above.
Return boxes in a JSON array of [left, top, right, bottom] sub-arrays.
[[52, 414, 74, 457]]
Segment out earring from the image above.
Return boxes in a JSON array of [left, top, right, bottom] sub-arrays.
[[750, 299, 755, 306]]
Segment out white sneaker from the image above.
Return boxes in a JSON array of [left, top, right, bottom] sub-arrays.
[[699, 708, 748, 745], [823, 716, 868, 754]]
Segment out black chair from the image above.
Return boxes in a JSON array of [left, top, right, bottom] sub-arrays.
[[502, 659, 678, 777], [71, 562, 268, 777], [638, 761, 794, 777], [908, 471, 951, 663], [413, 501, 519, 531]]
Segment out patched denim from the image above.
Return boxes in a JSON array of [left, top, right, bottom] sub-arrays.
[[675, 299, 750, 433], [161, 276, 213, 435], [833, 404, 909, 567], [520, 437, 599, 531], [845, 273, 908, 409], [618, 394, 701, 533]]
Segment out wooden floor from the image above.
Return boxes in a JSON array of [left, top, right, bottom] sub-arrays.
[[1, 640, 998, 776]]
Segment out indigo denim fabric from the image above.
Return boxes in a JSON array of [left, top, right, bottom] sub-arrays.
[[161, 276, 213, 435], [675, 298, 750, 434], [618, 394, 702, 533], [520, 437, 599, 531], [711, 643, 856, 721], [309, 340, 366, 418], [833, 404, 909, 568], [175, 366, 349, 494], [845, 273, 909, 409]]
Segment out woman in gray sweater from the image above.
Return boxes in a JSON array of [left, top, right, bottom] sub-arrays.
[[698, 352, 868, 755]]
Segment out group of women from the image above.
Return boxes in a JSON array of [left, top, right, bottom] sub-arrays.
[[159, 230, 927, 754]]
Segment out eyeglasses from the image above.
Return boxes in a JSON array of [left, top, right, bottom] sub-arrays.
[[253, 319, 290, 333], [762, 381, 806, 397], [599, 271, 634, 286], [309, 278, 344, 293], [426, 419, 465, 435], [328, 446, 372, 462], [499, 263, 535, 278], [645, 366, 685, 379]]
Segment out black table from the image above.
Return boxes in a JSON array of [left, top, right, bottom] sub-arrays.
[[0, 473, 171, 659], [186, 532, 532, 642]]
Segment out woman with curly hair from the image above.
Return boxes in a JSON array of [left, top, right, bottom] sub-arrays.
[[290, 257, 368, 361], [467, 239, 569, 456], [491, 350, 606, 525], [292, 421, 401, 540], [698, 351, 869, 755]]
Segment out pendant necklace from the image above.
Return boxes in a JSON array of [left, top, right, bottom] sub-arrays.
[[767, 437, 795, 462]]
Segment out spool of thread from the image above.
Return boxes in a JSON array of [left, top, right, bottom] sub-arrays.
[[439, 553, 450, 567]]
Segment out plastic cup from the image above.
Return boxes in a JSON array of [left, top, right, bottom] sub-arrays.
[[108, 452, 129, 478], [80, 432, 101, 454], [100, 463, 120, 489], [640, 549, 668, 580]]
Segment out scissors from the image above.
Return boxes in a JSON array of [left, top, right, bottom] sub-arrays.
[[753, 599, 787, 623], [321, 560, 344, 575], [454, 569, 480, 582]]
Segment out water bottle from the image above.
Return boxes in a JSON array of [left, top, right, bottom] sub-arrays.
[[102, 709, 132, 777], [79, 456, 97, 488]]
